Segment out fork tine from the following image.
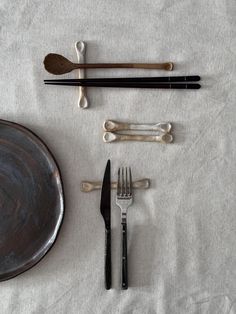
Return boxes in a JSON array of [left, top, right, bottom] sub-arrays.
[[125, 167, 128, 195], [117, 168, 121, 195], [129, 167, 132, 196], [126, 168, 129, 196], [121, 167, 124, 195]]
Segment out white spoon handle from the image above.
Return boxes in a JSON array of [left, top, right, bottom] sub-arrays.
[[103, 120, 171, 133], [103, 132, 173, 143], [75, 41, 88, 109], [81, 178, 150, 192]]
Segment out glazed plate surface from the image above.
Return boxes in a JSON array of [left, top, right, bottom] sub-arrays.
[[0, 120, 64, 281]]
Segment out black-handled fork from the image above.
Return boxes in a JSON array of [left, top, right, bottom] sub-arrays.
[[116, 167, 133, 289]]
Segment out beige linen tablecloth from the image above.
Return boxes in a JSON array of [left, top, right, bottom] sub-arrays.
[[0, 0, 236, 313]]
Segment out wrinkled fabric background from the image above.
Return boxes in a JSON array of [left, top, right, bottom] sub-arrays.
[[0, 0, 236, 313]]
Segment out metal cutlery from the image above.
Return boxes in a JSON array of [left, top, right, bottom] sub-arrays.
[[103, 132, 173, 143], [116, 167, 133, 289], [100, 160, 112, 290], [81, 178, 150, 192], [103, 120, 172, 133]]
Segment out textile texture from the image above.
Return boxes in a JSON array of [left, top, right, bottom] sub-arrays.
[[0, 0, 236, 313]]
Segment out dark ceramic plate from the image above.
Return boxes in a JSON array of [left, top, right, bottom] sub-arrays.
[[0, 119, 64, 281]]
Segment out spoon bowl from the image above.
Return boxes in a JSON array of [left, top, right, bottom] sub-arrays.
[[44, 53, 76, 75]]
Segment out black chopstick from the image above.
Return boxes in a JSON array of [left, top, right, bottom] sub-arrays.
[[44, 75, 200, 84], [44, 81, 201, 89]]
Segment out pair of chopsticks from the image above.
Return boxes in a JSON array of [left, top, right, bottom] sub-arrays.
[[44, 75, 201, 89]]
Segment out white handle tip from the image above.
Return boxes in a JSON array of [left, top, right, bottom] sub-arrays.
[[75, 41, 85, 53], [161, 133, 173, 143], [103, 132, 117, 143]]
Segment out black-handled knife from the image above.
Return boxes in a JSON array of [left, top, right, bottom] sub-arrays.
[[100, 160, 111, 289]]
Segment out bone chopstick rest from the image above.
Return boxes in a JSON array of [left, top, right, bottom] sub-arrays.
[[103, 132, 173, 143], [75, 41, 88, 109], [103, 120, 173, 143], [103, 120, 172, 133], [81, 178, 150, 192]]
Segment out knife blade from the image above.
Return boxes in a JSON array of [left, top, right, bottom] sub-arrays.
[[100, 160, 111, 289]]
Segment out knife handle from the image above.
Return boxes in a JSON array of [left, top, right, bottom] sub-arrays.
[[121, 221, 128, 289], [105, 228, 111, 290]]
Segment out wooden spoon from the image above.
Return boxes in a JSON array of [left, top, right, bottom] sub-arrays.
[[44, 53, 174, 75]]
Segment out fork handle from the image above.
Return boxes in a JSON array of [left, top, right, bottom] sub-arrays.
[[121, 220, 128, 289]]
